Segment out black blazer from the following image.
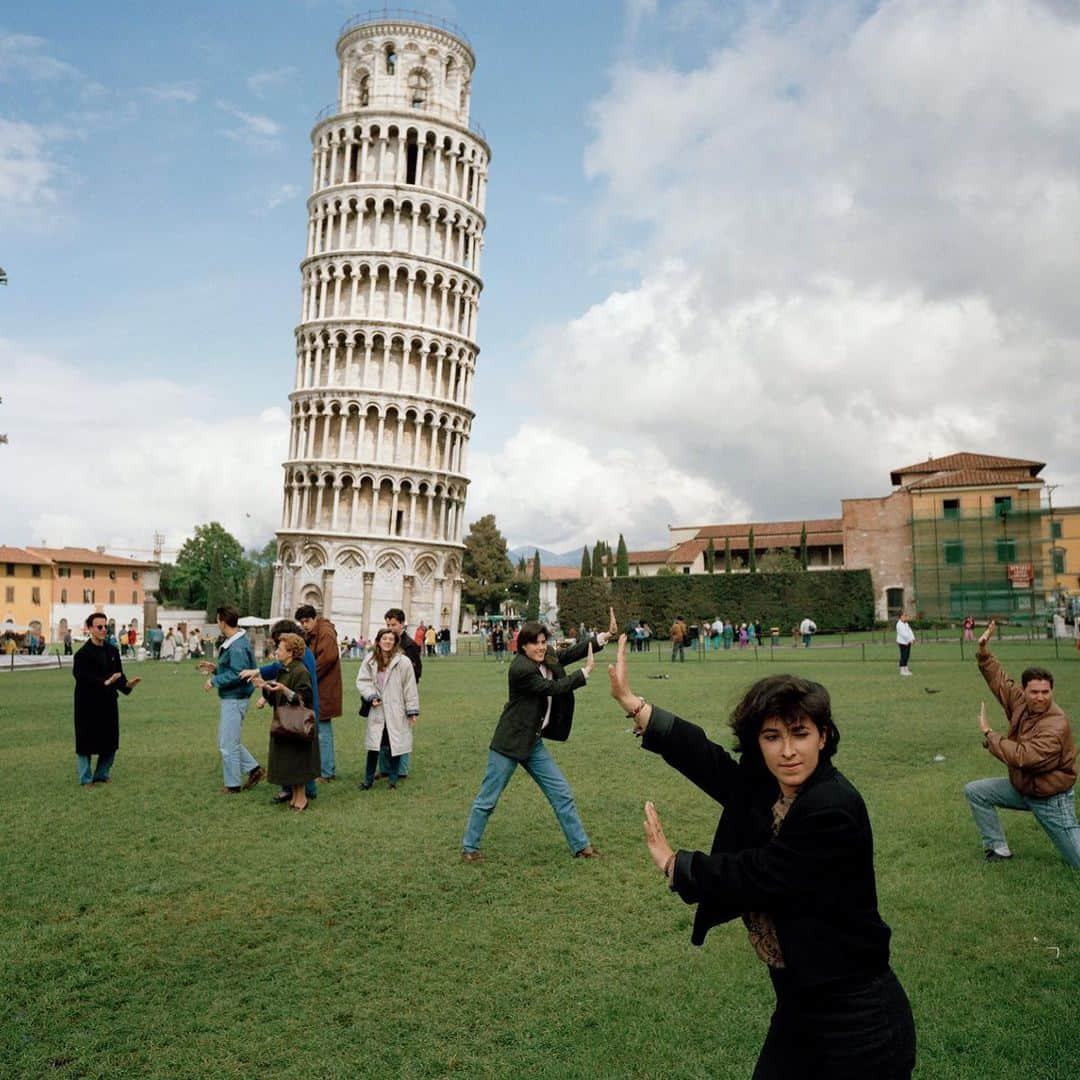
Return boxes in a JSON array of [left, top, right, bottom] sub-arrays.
[[643, 706, 892, 990], [489, 637, 599, 761]]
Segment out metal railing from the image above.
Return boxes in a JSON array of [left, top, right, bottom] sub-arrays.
[[340, 9, 472, 47], [314, 97, 486, 141]]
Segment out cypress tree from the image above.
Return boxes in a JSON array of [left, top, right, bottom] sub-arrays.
[[206, 544, 227, 621], [799, 522, 809, 570], [616, 534, 629, 577], [747, 528, 757, 572], [593, 540, 606, 580], [525, 550, 541, 621], [724, 536, 732, 573], [580, 545, 592, 577], [705, 537, 716, 574]]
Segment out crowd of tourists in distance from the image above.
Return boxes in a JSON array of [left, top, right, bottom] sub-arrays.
[[67, 596, 1077, 1076]]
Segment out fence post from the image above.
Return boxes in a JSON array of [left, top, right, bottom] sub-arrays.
[[861, 642, 866, 663]]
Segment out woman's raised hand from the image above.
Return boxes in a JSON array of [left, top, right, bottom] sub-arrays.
[[643, 801, 674, 873], [607, 634, 635, 711], [583, 642, 595, 678], [608, 606, 618, 637], [978, 619, 996, 647]]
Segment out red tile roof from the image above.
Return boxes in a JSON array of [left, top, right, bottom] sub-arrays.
[[0, 545, 54, 567], [692, 518, 843, 541], [903, 468, 1044, 491], [890, 452, 1044, 485], [540, 566, 580, 582], [26, 546, 156, 569], [627, 549, 674, 564]]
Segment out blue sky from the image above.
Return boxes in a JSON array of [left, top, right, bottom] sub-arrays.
[[3, 1, 1079, 560]]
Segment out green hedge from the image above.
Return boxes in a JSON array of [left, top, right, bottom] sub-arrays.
[[557, 571, 875, 636]]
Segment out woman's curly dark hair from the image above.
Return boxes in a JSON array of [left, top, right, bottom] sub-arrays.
[[729, 674, 840, 770]]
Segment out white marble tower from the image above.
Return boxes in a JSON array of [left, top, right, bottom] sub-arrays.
[[271, 12, 489, 643]]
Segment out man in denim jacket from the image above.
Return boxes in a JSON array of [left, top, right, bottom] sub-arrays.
[[198, 604, 263, 794]]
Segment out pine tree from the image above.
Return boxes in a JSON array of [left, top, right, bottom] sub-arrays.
[[747, 528, 757, 572], [705, 537, 716, 574], [616, 533, 629, 577], [525, 550, 541, 621], [580, 545, 592, 577], [724, 536, 732, 573], [799, 522, 809, 570]]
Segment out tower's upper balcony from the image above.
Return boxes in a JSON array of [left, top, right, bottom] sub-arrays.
[[335, 11, 476, 133]]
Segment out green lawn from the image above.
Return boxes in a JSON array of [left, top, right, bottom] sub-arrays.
[[1, 645, 1077, 1078]]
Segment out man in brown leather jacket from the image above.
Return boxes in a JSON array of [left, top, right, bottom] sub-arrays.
[[964, 620, 1079, 867]]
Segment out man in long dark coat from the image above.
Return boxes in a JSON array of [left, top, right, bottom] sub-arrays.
[[72, 611, 140, 786]]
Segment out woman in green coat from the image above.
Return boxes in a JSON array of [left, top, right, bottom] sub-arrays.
[[256, 632, 319, 811]]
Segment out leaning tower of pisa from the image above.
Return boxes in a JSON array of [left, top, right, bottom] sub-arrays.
[[271, 12, 489, 644]]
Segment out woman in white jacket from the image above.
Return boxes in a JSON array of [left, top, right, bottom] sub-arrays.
[[356, 629, 420, 789]]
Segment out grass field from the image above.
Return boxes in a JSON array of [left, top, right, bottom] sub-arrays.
[[2, 643, 1078, 1078]]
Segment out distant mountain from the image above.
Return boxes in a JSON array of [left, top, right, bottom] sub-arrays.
[[507, 545, 586, 568]]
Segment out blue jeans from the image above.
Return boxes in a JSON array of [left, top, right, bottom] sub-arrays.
[[964, 777, 1080, 868], [803, 634, 812, 648], [218, 697, 258, 788], [671, 642, 685, 662], [462, 742, 590, 855], [378, 746, 410, 777], [318, 719, 336, 778], [76, 751, 115, 785]]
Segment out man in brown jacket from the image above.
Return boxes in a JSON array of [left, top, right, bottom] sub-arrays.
[[964, 619, 1079, 867], [296, 604, 342, 782], [670, 617, 688, 663]]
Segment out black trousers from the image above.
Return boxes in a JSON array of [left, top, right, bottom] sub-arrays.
[[898, 643, 911, 668], [752, 968, 915, 1080]]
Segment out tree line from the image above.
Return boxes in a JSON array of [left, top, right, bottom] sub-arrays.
[[157, 522, 276, 621]]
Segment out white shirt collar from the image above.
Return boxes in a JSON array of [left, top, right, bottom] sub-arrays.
[[219, 629, 246, 650]]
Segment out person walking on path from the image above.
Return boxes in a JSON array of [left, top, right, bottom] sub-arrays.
[[670, 616, 688, 663], [460, 610, 616, 862], [799, 616, 817, 648], [606, 636, 916, 1077], [964, 620, 1079, 867], [198, 605, 264, 795], [295, 604, 342, 784], [357, 629, 420, 789], [963, 615, 975, 642], [72, 611, 141, 786], [255, 632, 318, 811], [375, 608, 422, 781], [896, 613, 916, 676]]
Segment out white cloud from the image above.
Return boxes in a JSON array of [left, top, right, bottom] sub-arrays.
[[217, 101, 283, 150], [478, 0, 1080, 548], [0, 32, 80, 82], [0, 118, 57, 219], [262, 183, 299, 211], [146, 82, 199, 104], [0, 338, 288, 554], [468, 423, 749, 550], [246, 66, 298, 97]]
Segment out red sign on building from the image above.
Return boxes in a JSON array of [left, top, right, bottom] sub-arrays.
[[1007, 563, 1034, 587]]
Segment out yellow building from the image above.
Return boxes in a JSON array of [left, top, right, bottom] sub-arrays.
[[1047, 504, 1080, 606], [0, 546, 54, 641]]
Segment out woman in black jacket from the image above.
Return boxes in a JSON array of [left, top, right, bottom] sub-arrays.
[[608, 636, 915, 1079]]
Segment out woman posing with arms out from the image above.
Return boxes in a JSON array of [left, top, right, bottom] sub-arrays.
[[608, 636, 915, 1079], [356, 629, 419, 790], [254, 632, 319, 812]]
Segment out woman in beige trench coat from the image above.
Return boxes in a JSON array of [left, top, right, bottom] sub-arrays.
[[356, 629, 419, 789]]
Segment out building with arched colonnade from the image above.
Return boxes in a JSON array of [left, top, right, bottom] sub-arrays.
[[271, 11, 489, 643]]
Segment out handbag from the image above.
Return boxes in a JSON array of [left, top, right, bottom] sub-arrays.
[[359, 697, 373, 718], [271, 701, 317, 742]]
